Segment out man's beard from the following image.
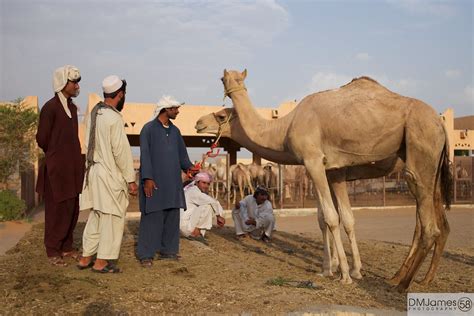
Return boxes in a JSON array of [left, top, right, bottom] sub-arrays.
[[72, 88, 80, 98], [116, 96, 125, 112]]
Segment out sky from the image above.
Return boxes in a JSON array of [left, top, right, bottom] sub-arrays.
[[1, 0, 472, 160]]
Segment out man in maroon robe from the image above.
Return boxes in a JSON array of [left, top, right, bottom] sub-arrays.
[[36, 65, 85, 266]]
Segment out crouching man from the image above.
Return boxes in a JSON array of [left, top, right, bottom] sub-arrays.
[[180, 172, 225, 244], [232, 186, 275, 242]]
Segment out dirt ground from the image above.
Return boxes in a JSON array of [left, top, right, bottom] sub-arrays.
[[0, 206, 472, 315]]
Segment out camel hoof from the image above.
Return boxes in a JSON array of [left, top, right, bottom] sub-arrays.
[[387, 275, 402, 286], [418, 277, 432, 286], [339, 275, 353, 285], [396, 283, 408, 293], [322, 270, 334, 277], [350, 270, 363, 280]]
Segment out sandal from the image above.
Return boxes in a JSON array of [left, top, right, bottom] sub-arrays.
[[77, 259, 95, 270], [92, 263, 121, 274], [158, 253, 180, 261], [62, 250, 80, 261], [140, 259, 153, 268], [48, 256, 68, 267], [186, 235, 209, 246]]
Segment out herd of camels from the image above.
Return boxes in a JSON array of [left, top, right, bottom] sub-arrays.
[[193, 69, 453, 292]]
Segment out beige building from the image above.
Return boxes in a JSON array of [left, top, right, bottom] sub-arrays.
[[3, 94, 473, 209], [82, 93, 473, 163]]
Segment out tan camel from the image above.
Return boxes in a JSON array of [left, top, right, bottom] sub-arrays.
[[263, 162, 278, 206], [196, 107, 364, 280], [230, 163, 255, 203], [201, 69, 452, 291], [247, 162, 266, 188]]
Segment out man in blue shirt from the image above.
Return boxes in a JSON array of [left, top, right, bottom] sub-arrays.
[[137, 96, 196, 267]]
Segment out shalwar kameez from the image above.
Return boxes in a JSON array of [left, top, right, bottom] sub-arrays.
[[137, 110, 192, 260], [232, 194, 275, 238], [80, 77, 135, 260], [180, 185, 224, 237]]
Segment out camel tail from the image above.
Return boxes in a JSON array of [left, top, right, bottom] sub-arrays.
[[438, 124, 453, 210]]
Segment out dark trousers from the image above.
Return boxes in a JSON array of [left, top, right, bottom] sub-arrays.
[[44, 175, 79, 257], [137, 208, 180, 260]]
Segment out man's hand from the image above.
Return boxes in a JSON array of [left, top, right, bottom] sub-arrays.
[[187, 165, 200, 177], [128, 182, 138, 196], [245, 217, 256, 226], [234, 201, 240, 209], [216, 215, 225, 227], [144, 179, 158, 198]]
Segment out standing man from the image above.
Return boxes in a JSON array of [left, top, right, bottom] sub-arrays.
[[180, 172, 226, 244], [232, 186, 275, 242], [78, 75, 138, 273], [36, 65, 85, 266], [137, 96, 195, 267]]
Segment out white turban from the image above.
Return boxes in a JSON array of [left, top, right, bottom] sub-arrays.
[[151, 95, 185, 120], [194, 172, 212, 183], [183, 172, 212, 191], [52, 65, 81, 93]]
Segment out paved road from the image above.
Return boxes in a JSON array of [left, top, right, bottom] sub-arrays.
[[1, 205, 472, 256], [272, 206, 474, 251]]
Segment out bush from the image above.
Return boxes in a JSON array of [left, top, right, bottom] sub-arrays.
[[0, 190, 26, 221]]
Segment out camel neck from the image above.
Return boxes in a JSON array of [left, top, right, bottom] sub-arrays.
[[229, 90, 292, 152]]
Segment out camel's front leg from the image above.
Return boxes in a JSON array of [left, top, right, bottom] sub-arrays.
[[306, 159, 352, 284]]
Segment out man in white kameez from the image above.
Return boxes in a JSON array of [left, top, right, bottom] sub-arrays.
[[78, 75, 138, 273], [232, 186, 275, 243], [180, 172, 225, 245]]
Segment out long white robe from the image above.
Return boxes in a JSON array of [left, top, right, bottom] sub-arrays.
[[232, 194, 275, 237], [180, 185, 223, 237], [80, 106, 135, 259]]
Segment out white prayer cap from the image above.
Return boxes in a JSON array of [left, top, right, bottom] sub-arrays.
[[52, 65, 81, 92], [102, 75, 125, 94], [151, 95, 185, 119]]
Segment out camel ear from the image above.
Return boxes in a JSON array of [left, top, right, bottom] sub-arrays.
[[224, 69, 228, 76], [242, 69, 247, 79]]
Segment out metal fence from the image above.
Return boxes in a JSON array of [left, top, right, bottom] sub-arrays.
[[204, 156, 473, 209]]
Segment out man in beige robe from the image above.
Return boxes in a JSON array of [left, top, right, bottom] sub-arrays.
[[78, 75, 137, 273]]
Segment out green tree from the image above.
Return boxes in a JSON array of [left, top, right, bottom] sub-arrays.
[[0, 98, 39, 188]]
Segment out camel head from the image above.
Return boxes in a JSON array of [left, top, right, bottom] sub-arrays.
[[222, 69, 247, 97], [195, 108, 237, 137]]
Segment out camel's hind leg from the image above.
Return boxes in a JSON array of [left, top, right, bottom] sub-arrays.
[[395, 112, 446, 291], [419, 194, 450, 285], [331, 180, 363, 280], [388, 211, 421, 285], [396, 168, 440, 292]]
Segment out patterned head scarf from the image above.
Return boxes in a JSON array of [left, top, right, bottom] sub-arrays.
[[52, 65, 81, 92], [151, 95, 185, 120], [183, 172, 212, 191]]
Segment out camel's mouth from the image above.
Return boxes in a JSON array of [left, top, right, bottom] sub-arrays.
[[195, 124, 218, 135]]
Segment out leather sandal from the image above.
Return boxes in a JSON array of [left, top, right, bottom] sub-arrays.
[[140, 259, 153, 268], [92, 263, 121, 273], [62, 250, 80, 261], [48, 256, 68, 267]]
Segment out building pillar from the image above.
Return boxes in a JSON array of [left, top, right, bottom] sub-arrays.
[[252, 153, 262, 165], [223, 144, 240, 165]]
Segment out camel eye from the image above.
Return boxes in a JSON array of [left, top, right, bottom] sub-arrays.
[[217, 115, 226, 121]]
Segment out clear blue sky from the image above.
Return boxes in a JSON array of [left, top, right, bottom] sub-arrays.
[[1, 0, 472, 116]]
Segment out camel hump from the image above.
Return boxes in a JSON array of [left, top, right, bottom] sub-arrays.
[[341, 76, 380, 88]]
